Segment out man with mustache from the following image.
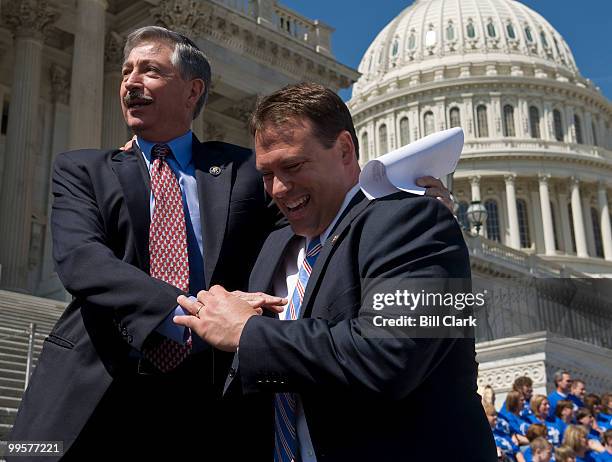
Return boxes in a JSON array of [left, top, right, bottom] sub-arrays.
[[8, 27, 452, 460], [176, 83, 495, 461]]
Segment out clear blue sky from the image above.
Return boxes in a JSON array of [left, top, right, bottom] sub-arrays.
[[282, 0, 612, 102]]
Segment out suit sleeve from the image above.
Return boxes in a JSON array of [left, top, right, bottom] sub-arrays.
[[236, 196, 471, 399], [51, 152, 183, 351]]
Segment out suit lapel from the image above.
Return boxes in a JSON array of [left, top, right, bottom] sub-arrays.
[[192, 137, 233, 288], [300, 192, 371, 318], [112, 146, 151, 272]]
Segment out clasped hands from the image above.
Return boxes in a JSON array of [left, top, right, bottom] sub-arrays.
[[173, 285, 286, 352]]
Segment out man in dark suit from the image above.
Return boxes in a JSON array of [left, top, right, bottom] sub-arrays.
[[8, 26, 284, 460], [177, 83, 496, 461]]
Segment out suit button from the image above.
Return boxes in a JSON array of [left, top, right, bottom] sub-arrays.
[[228, 367, 236, 378], [127, 335, 133, 343], [121, 328, 128, 336]]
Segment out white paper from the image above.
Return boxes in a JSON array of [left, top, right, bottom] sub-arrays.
[[359, 127, 464, 200]]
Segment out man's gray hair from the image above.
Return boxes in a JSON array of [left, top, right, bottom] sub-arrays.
[[553, 369, 571, 386], [123, 26, 211, 119]]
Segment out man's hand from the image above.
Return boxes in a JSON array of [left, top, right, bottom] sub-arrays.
[[416, 176, 454, 212], [119, 135, 136, 151], [174, 286, 285, 352]]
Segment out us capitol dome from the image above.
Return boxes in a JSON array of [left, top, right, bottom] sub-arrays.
[[348, 0, 612, 278]]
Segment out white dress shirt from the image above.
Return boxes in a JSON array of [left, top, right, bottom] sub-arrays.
[[271, 183, 360, 462]]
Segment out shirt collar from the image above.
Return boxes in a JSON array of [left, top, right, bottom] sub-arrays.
[[136, 130, 193, 170], [306, 183, 361, 248]]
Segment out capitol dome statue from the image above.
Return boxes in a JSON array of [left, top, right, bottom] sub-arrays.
[[349, 0, 612, 277]]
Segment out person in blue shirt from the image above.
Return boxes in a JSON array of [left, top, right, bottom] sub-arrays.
[[499, 390, 532, 445], [529, 394, 564, 447], [500, 376, 535, 420], [554, 445, 576, 462], [564, 424, 599, 462], [598, 394, 612, 431], [549, 370, 573, 418], [576, 408, 605, 453], [593, 429, 612, 462], [527, 437, 553, 462], [484, 402, 526, 462], [569, 380, 586, 409], [586, 394, 609, 436]]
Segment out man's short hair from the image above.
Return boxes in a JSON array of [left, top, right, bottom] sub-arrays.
[[571, 379, 585, 390], [512, 376, 533, 391], [575, 407, 592, 422], [553, 370, 571, 386], [530, 436, 551, 453], [249, 82, 360, 159], [526, 423, 548, 441], [123, 26, 211, 119]]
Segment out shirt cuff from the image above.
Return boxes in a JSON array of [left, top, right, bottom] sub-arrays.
[[155, 303, 192, 344]]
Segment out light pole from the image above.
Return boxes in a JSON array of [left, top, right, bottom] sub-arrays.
[[467, 200, 488, 235]]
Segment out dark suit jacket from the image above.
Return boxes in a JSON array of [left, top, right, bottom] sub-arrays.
[[9, 136, 282, 458], [229, 191, 497, 461]]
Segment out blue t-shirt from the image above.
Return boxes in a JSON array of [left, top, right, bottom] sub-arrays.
[[597, 412, 612, 431], [527, 415, 564, 446], [548, 391, 569, 418], [499, 409, 530, 436], [569, 394, 585, 409], [576, 451, 598, 462], [493, 429, 520, 461], [593, 451, 612, 462]]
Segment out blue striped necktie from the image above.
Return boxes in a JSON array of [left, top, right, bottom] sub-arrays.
[[274, 237, 323, 462]]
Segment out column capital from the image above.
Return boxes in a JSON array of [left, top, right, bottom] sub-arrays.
[[469, 175, 481, 186], [1, 0, 59, 40], [597, 180, 609, 193], [50, 63, 70, 105], [569, 176, 581, 187], [538, 174, 551, 184], [504, 173, 517, 184], [105, 31, 124, 73], [151, 0, 213, 37]]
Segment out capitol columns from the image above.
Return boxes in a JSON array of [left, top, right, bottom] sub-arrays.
[[538, 174, 556, 255], [504, 174, 521, 249], [569, 177, 589, 258], [597, 182, 612, 261], [102, 31, 127, 148], [69, 0, 107, 149], [0, 0, 59, 291]]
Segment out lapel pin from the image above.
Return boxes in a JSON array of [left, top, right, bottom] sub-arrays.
[[330, 235, 339, 245], [209, 166, 222, 176]]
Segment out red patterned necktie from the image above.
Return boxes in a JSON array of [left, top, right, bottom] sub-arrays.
[[142, 143, 192, 372]]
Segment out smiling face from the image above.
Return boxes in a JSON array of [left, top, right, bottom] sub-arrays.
[[120, 41, 203, 142], [255, 118, 359, 238], [538, 399, 550, 418]]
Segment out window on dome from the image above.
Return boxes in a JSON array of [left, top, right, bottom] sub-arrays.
[[592, 121, 598, 146], [591, 207, 605, 258], [540, 30, 549, 48], [550, 201, 560, 250], [516, 199, 531, 248], [476, 105, 489, 138], [524, 26, 533, 43], [553, 109, 564, 141], [506, 23, 516, 39], [446, 22, 455, 41], [367, 52, 374, 72], [361, 132, 369, 159], [449, 108, 461, 128], [466, 21, 476, 39], [423, 111, 435, 137], [378, 48, 384, 64], [425, 28, 436, 47], [574, 115, 583, 144], [399, 117, 410, 146], [378, 124, 388, 154], [391, 39, 399, 57], [553, 37, 561, 56], [408, 31, 416, 50], [487, 21, 496, 38], [485, 199, 500, 242], [529, 106, 541, 139], [503, 105, 515, 137], [457, 201, 469, 230]]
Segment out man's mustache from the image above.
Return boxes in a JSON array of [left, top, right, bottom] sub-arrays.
[[123, 91, 154, 106]]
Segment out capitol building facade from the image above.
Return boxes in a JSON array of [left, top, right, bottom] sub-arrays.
[[0, 0, 609, 434]]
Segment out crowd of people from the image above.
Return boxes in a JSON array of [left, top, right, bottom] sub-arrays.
[[482, 371, 612, 462]]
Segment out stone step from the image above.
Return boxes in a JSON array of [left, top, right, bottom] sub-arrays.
[[0, 407, 17, 426], [0, 386, 23, 399], [0, 422, 13, 441], [0, 344, 43, 359], [0, 359, 26, 373], [0, 378, 24, 391], [0, 396, 20, 410], [0, 368, 25, 381]]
